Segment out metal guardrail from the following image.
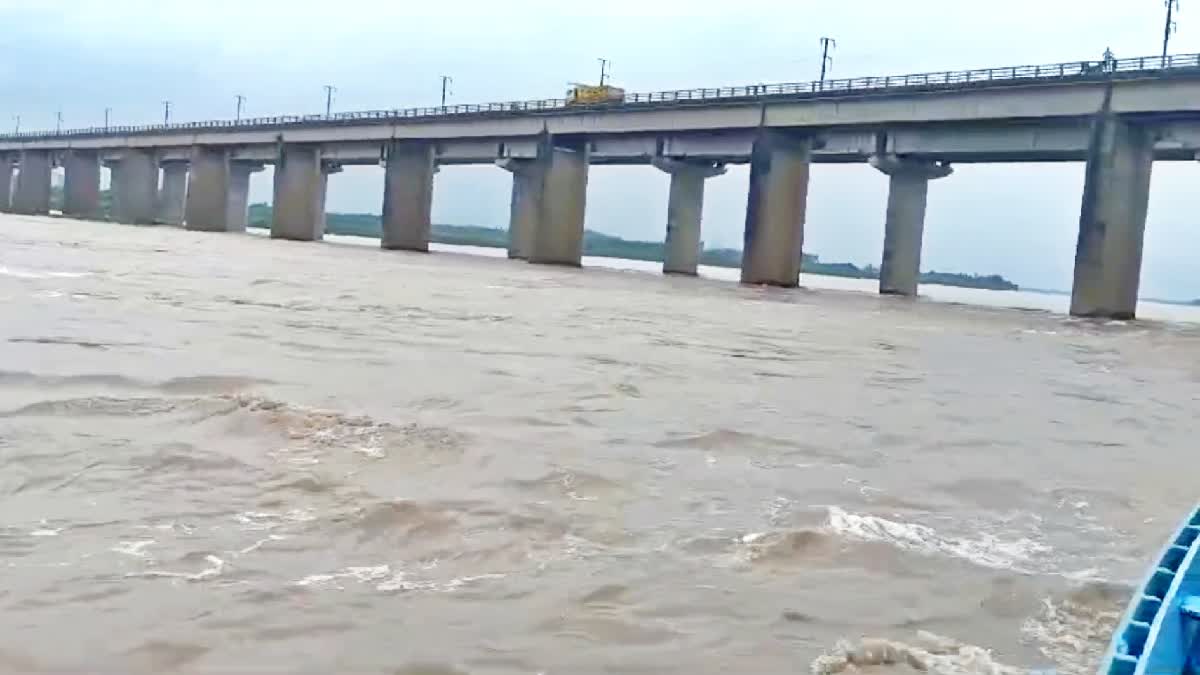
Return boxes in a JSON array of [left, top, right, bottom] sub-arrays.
[[3, 53, 1199, 142]]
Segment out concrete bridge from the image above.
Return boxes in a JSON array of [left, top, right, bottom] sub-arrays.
[[3, 53, 1200, 318]]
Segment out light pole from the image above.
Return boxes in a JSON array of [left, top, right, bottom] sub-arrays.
[[1164, 0, 1180, 60], [104, 107, 111, 131], [819, 37, 836, 83], [162, 100, 172, 125], [323, 85, 336, 117], [598, 58, 611, 86], [235, 94, 246, 121], [440, 75, 453, 106], [12, 115, 19, 134], [55, 110, 62, 134]]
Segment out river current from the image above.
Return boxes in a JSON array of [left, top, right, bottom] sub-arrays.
[[1, 213, 1196, 674]]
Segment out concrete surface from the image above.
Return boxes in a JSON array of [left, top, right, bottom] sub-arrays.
[[12, 150, 52, 216], [497, 158, 542, 260], [158, 161, 188, 225], [528, 139, 589, 267], [1070, 114, 1154, 319], [870, 155, 953, 296], [381, 141, 435, 251], [653, 158, 726, 275], [740, 131, 811, 287], [62, 150, 101, 219], [271, 145, 328, 241], [110, 150, 159, 225]]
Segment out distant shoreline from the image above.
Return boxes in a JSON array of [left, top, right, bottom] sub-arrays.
[[247, 204, 1020, 292]]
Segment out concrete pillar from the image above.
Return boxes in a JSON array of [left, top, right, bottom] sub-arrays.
[[11, 150, 52, 216], [381, 141, 436, 251], [741, 130, 811, 286], [225, 162, 258, 231], [652, 157, 726, 275], [62, 150, 102, 220], [1070, 114, 1154, 319], [271, 145, 332, 241], [110, 150, 159, 224], [497, 158, 543, 259], [158, 161, 188, 225], [182, 147, 258, 232], [0, 155, 14, 212], [528, 138, 589, 266], [869, 154, 953, 296]]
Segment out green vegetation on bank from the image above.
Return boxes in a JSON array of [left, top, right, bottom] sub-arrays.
[[246, 203, 1017, 290]]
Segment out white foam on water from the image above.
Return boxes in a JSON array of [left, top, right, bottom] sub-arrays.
[[135, 554, 226, 582], [825, 506, 1051, 572], [29, 526, 62, 537], [294, 564, 393, 588], [1020, 595, 1122, 675], [111, 540, 156, 558], [811, 631, 1026, 675], [234, 534, 287, 557], [234, 509, 316, 531], [375, 571, 507, 593], [0, 265, 92, 279]]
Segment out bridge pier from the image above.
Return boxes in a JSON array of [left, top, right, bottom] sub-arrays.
[[0, 154, 15, 212], [186, 148, 261, 232], [271, 145, 335, 241], [497, 158, 542, 260], [870, 154, 952, 296], [381, 141, 436, 251], [529, 138, 590, 266], [110, 150, 159, 224], [741, 130, 811, 286], [158, 161, 188, 225], [63, 150, 102, 220], [12, 150, 52, 216], [225, 162, 258, 232], [653, 157, 726, 275], [1070, 115, 1154, 319]]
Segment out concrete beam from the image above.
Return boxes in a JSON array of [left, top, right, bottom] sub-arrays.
[[158, 161, 188, 225], [109, 150, 159, 224], [62, 150, 102, 219], [497, 158, 542, 259], [869, 154, 953, 296], [271, 145, 331, 241], [381, 141, 436, 251], [0, 154, 15, 212], [741, 130, 811, 286], [528, 137, 589, 266], [1070, 113, 1154, 319], [11, 150, 52, 215], [9, 77, 1200, 156], [652, 157, 726, 275]]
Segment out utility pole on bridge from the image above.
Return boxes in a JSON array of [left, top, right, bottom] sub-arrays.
[[235, 94, 246, 122], [1164, 0, 1180, 60], [598, 58, 611, 86], [323, 85, 336, 117], [819, 37, 836, 83], [104, 107, 111, 131], [440, 75, 453, 106], [162, 100, 171, 125]]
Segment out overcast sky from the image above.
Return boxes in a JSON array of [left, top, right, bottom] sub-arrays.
[[2, 0, 1197, 298]]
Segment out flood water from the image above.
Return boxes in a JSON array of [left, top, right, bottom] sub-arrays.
[[1, 214, 1197, 674]]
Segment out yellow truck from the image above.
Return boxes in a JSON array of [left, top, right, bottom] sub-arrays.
[[567, 83, 626, 105]]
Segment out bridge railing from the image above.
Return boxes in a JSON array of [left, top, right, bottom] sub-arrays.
[[3, 53, 1199, 142]]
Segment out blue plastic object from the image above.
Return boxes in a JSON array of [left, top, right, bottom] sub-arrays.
[[1099, 504, 1200, 675]]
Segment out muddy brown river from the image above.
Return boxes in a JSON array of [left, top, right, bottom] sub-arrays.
[[0, 214, 1196, 674]]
